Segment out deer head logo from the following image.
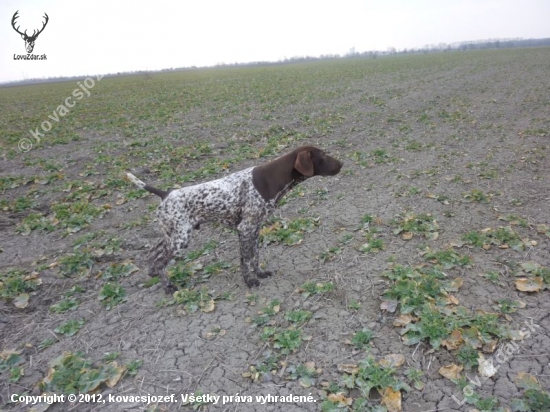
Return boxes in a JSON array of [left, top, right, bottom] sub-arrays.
[[11, 11, 49, 54]]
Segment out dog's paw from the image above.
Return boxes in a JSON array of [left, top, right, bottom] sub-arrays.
[[256, 270, 273, 279], [164, 282, 177, 295], [245, 277, 261, 287]]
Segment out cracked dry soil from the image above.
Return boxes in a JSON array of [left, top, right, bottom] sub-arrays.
[[1, 48, 550, 411]]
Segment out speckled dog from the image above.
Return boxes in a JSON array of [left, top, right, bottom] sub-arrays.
[[126, 146, 343, 293]]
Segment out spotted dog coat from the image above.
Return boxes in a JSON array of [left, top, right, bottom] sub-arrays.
[[126, 146, 343, 293]]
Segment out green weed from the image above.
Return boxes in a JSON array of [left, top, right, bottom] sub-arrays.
[[462, 189, 490, 203], [298, 281, 335, 298], [460, 226, 530, 251], [16, 212, 55, 235], [336, 355, 410, 402], [50, 297, 79, 313], [455, 344, 479, 370], [0, 351, 24, 383], [100, 262, 139, 280], [253, 299, 281, 326], [286, 362, 319, 388], [260, 217, 319, 246], [58, 251, 94, 277], [99, 283, 127, 310], [39, 352, 125, 394], [351, 328, 374, 350], [358, 237, 385, 253], [0, 269, 41, 306], [125, 359, 143, 376], [405, 368, 425, 390], [171, 287, 215, 314], [54, 319, 86, 337], [285, 309, 312, 324], [261, 327, 303, 355], [421, 248, 472, 269], [391, 212, 439, 240]]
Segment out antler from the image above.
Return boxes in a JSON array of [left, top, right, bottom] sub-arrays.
[[11, 11, 49, 40], [11, 11, 27, 37], [32, 13, 49, 39]]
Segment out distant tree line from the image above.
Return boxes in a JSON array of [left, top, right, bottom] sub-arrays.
[[3, 37, 550, 86], [401, 37, 550, 54], [344, 37, 550, 57]]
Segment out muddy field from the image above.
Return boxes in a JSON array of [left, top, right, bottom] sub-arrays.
[[1, 48, 549, 411]]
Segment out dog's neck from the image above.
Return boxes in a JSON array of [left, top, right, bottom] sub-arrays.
[[252, 149, 310, 201], [272, 175, 307, 204]]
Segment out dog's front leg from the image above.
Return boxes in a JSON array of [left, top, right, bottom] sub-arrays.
[[237, 223, 260, 287], [237, 223, 273, 287]]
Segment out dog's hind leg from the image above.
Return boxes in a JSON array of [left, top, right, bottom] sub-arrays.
[[148, 238, 175, 293]]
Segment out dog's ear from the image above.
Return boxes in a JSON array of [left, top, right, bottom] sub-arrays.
[[294, 150, 314, 176]]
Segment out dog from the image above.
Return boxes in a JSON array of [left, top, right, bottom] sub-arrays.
[[126, 145, 343, 292]]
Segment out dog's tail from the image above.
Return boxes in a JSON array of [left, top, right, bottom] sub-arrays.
[[126, 173, 171, 200]]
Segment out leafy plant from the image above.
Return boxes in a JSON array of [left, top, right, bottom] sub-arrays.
[[421, 248, 472, 269], [50, 297, 79, 313], [456, 344, 479, 369], [51, 200, 107, 233], [319, 246, 342, 263], [384, 265, 509, 351], [481, 270, 502, 285], [58, 251, 95, 277], [171, 287, 215, 314], [246, 293, 259, 306], [103, 352, 120, 361], [358, 237, 385, 253], [99, 283, 127, 310], [338, 355, 410, 404], [511, 372, 550, 411], [0, 269, 41, 307], [168, 262, 202, 287], [405, 368, 425, 390], [494, 298, 523, 314], [125, 360, 143, 376], [475, 396, 499, 410], [1, 196, 34, 212], [38, 338, 56, 350], [16, 212, 55, 235], [54, 319, 86, 337], [243, 350, 281, 382], [100, 262, 139, 280], [523, 389, 550, 411], [351, 328, 374, 350], [286, 362, 319, 388], [0, 350, 24, 383], [462, 189, 490, 203], [460, 226, 530, 251], [260, 217, 319, 246], [272, 328, 303, 355], [261, 327, 304, 355], [40, 352, 125, 394], [371, 148, 393, 164], [391, 212, 439, 240], [253, 299, 281, 326], [285, 309, 312, 324], [298, 281, 335, 298]]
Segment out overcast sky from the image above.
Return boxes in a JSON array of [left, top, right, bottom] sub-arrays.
[[1, 0, 549, 83]]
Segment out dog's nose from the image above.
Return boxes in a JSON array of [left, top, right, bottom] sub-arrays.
[[332, 160, 343, 174]]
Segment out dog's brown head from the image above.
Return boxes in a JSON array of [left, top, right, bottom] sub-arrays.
[[252, 145, 343, 201], [293, 146, 343, 177]]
